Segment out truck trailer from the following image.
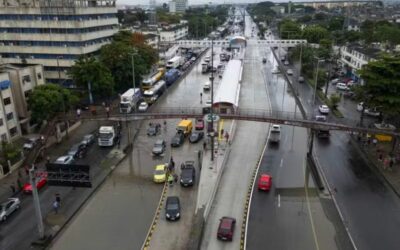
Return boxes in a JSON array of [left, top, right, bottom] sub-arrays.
[[119, 88, 141, 113]]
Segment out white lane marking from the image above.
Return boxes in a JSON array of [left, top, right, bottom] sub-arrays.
[[278, 194, 281, 208], [280, 158, 283, 168]]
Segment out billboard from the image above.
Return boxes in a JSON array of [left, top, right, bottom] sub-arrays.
[[46, 163, 92, 188]]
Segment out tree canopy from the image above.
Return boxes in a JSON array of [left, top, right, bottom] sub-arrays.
[[28, 84, 78, 123], [358, 56, 400, 119]]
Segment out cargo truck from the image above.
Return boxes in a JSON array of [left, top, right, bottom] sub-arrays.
[[119, 88, 141, 113]]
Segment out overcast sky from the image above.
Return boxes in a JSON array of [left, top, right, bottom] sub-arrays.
[[116, 0, 293, 6]]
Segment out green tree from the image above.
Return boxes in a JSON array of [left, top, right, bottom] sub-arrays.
[[327, 16, 344, 31], [28, 84, 78, 123], [302, 25, 330, 43], [298, 14, 312, 23], [278, 19, 301, 38], [1, 141, 21, 165], [330, 94, 341, 109], [68, 56, 114, 99], [358, 56, 400, 120]]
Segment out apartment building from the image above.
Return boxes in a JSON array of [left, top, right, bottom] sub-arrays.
[[0, 64, 45, 134], [159, 24, 189, 42], [0, 73, 21, 142], [0, 0, 119, 86], [169, 0, 188, 13]]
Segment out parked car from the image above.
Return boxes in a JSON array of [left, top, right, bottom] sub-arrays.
[[284, 60, 289, 66], [138, 102, 149, 112], [217, 216, 236, 241], [54, 155, 74, 165], [271, 67, 280, 74], [68, 143, 87, 159], [287, 69, 293, 75], [153, 164, 167, 183], [0, 198, 21, 221], [195, 118, 205, 130], [189, 131, 204, 143], [180, 161, 196, 187], [336, 82, 349, 91], [23, 137, 40, 151], [81, 134, 95, 147], [165, 196, 181, 221], [204, 56, 211, 63], [147, 124, 161, 136], [23, 173, 47, 194], [171, 132, 184, 147], [315, 115, 327, 122], [152, 139, 166, 156], [257, 174, 272, 191], [298, 76, 304, 83], [318, 105, 330, 114], [330, 78, 340, 85], [203, 81, 211, 91]]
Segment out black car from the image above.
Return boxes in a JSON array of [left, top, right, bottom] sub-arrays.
[[189, 131, 204, 143], [147, 124, 161, 136], [180, 161, 195, 187], [171, 132, 184, 147], [152, 139, 166, 156], [67, 143, 87, 159], [165, 196, 180, 221]]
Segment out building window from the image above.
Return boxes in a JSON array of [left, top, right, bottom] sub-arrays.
[[24, 90, 32, 99], [3, 97, 11, 106], [9, 127, 17, 137], [37, 73, 42, 80], [6, 112, 13, 121], [1, 133, 7, 142], [0, 118, 3, 126], [23, 75, 31, 83]]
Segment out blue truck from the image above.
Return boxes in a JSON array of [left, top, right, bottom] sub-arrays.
[[164, 69, 181, 87]]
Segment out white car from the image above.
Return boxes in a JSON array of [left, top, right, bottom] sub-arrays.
[[336, 82, 349, 91], [287, 69, 293, 75], [330, 78, 340, 85], [271, 67, 280, 74], [0, 198, 20, 221], [204, 56, 211, 63], [138, 102, 149, 112], [318, 105, 330, 114], [203, 81, 211, 91], [23, 137, 40, 150], [55, 155, 74, 165], [284, 60, 289, 66]]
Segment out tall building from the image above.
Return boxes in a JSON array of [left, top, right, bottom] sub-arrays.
[[169, 0, 188, 13], [0, 0, 119, 87]]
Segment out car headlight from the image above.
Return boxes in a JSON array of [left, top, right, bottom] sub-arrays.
[[176, 213, 180, 217], [166, 213, 170, 218], [180, 179, 183, 183], [189, 180, 193, 183]]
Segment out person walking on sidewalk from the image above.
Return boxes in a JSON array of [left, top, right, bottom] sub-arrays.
[[53, 200, 59, 214], [168, 174, 174, 186], [55, 193, 61, 207], [10, 184, 16, 195], [76, 108, 81, 119], [105, 106, 110, 118]]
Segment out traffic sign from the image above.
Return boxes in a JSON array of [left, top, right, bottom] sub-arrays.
[[204, 114, 220, 122]]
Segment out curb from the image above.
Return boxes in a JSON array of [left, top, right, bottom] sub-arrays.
[[141, 182, 168, 250]]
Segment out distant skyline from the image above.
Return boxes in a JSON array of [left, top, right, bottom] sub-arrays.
[[116, 0, 301, 6]]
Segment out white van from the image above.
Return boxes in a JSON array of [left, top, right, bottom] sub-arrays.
[[336, 82, 349, 91], [203, 81, 211, 91]]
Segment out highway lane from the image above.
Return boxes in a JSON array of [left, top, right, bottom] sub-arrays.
[[277, 45, 400, 250], [201, 11, 271, 249], [50, 48, 219, 250], [0, 121, 115, 250]]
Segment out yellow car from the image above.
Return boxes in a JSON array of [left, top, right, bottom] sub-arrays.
[[153, 164, 167, 183]]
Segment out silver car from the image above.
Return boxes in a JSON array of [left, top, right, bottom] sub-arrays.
[[0, 198, 21, 221]]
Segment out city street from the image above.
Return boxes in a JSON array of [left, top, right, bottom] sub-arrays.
[[50, 47, 219, 249]]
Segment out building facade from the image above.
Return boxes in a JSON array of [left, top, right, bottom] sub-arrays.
[[159, 24, 188, 42], [0, 0, 119, 86], [169, 0, 188, 13], [0, 73, 21, 142], [0, 64, 45, 134]]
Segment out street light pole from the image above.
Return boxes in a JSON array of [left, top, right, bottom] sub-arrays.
[[313, 58, 324, 105], [29, 167, 45, 239], [210, 39, 215, 162], [131, 53, 136, 89]]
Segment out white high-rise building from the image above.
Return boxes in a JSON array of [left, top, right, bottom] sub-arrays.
[[0, 0, 119, 87], [169, 0, 188, 13]]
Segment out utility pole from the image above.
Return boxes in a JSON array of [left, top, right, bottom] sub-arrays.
[[210, 39, 215, 162], [29, 167, 45, 239], [324, 59, 332, 98]]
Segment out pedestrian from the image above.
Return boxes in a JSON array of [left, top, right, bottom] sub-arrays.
[[173, 173, 178, 183], [390, 158, 394, 169], [379, 153, 383, 161], [372, 138, 378, 147], [17, 178, 22, 190], [25, 165, 29, 176], [46, 156, 50, 164], [76, 108, 81, 118], [203, 141, 207, 151], [53, 200, 59, 214], [168, 174, 174, 186], [221, 129, 224, 138], [55, 193, 61, 206], [224, 132, 229, 143], [10, 184, 16, 194], [200, 92, 203, 103], [105, 106, 110, 118], [117, 138, 121, 149]]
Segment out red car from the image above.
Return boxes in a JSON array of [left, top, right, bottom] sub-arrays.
[[23, 173, 47, 194], [217, 216, 236, 241], [195, 118, 204, 130], [257, 174, 272, 191]]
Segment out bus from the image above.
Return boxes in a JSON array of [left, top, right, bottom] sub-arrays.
[[143, 80, 167, 104], [142, 68, 165, 90]]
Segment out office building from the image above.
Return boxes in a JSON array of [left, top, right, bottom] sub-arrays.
[[0, 73, 21, 142], [0, 0, 119, 86], [169, 0, 188, 13]]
